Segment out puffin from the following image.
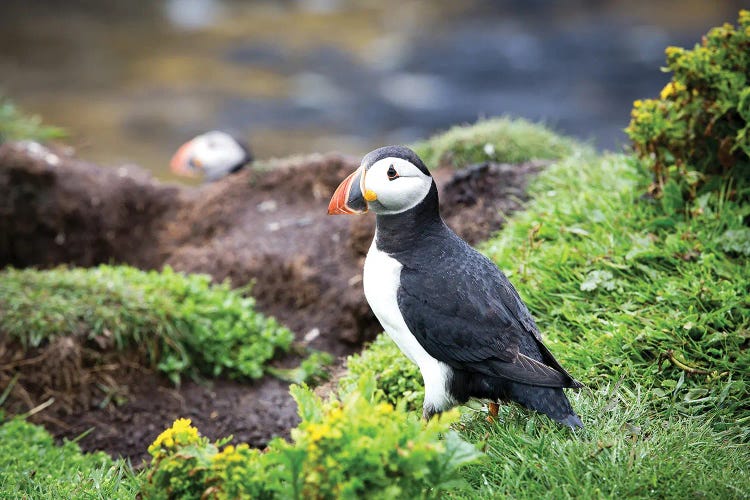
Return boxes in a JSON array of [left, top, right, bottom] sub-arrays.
[[170, 131, 253, 182], [328, 145, 583, 428]]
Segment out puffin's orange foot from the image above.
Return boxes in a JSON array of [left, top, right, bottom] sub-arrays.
[[486, 402, 500, 422]]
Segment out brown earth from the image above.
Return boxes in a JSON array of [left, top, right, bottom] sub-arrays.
[[0, 140, 546, 463]]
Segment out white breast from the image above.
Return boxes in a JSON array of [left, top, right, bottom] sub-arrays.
[[362, 234, 456, 413]]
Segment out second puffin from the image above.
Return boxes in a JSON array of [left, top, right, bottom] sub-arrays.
[[328, 146, 583, 428]]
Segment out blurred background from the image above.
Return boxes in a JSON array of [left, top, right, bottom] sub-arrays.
[[0, 0, 743, 179]]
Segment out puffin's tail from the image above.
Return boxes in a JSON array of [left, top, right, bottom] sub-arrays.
[[509, 384, 583, 429]]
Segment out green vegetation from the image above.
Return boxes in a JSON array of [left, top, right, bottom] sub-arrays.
[[340, 332, 423, 412], [140, 383, 480, 499], [0, 265, 293, 383], [0, 96, 65, 143], [626, 10, 750, 200], [454, 385, 749, 499], [268, 349, 335, 385], [412, 116, 576, 169], [0, 418, 138, 499]]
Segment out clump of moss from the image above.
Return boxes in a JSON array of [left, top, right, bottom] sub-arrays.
[[412, 117, 576, 169]]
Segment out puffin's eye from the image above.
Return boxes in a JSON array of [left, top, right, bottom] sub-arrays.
[[387, 165, 399, 181]]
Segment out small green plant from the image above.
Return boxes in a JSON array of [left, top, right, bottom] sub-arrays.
[[279, 383, 481, 499], [626, 10, 750, 201], [140, 383, 482, 499], [339, 333, 423, 412], [0, 96, 65, 143], [141, 418, 226, 500], [0, 265, 293, 383], [268, 349, 334, 386]]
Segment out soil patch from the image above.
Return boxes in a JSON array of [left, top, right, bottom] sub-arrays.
[[0, 141, 547, 460], [56, 374, 300, 467], [1, 336, 299, 465]]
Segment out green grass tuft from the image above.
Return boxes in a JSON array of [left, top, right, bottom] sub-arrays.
[[453, 384, 750, 499], [0, 265, 294, 384], [412, 117, 577, 169], [0, 96, 65, 143], [0, 418, 139, 499]]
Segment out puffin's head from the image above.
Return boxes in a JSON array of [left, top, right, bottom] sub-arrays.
[[328, 146, 434, 216], [170, 130, 253, 182]]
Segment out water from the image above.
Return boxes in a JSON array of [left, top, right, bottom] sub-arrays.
[[0, 0, 743, 179]]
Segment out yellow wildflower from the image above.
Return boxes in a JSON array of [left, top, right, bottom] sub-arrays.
[[660, 83, 675, 100], [328, 407, 344, 422], [147, 418, 200, 455], [213, 444, 250, 465], [665, 46, 682, 58], [660, 81, 685, 100], [375, 402, 394, 415], [633, 99, 643, 109], [307, 422, 331, 442]]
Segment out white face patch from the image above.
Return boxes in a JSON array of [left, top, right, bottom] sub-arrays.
[[190, 131, 247, 181], [363, 157, 433, 215]]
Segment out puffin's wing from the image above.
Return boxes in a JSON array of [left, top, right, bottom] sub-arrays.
[[397, 242, 574, 388]]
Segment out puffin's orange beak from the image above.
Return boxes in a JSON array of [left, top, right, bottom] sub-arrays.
[[170, 139, 200, 177], [328, 166, 370, 215]]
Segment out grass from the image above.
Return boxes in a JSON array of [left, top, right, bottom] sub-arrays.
[[0, 265, 293, 384], [412, 117, 576, 169], [453, 384, 749, 499], [0, 418, 138, 499], [0, 96, 65, 143]]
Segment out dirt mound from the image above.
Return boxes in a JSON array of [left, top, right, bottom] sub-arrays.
[[0, 141, 181, 269], [0, 140, 547, 461]]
